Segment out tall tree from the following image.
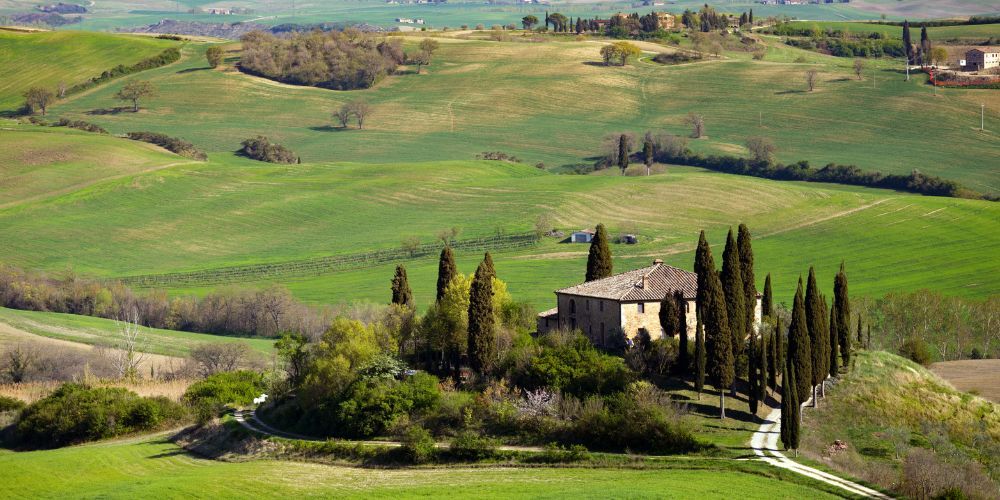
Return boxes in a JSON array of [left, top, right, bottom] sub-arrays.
[[920, 26, 931, 65], [902, 20, 913, 64], [856, 315, 863, 348], [702, 242, 733, 419], [676, 290, 689, 372], [834, 262, 851, 368], [659, 291, 680, 338], [23, 87, 55, 116], [115, 80, 156, 112], [617, 134, 629, 175], [467, 259, 496, 375], [737, 224, 756, 334], [695, 313, 706, 399], [761, 273, 774, 319], [643, 137, 654, 176], [721, 228, 746, 380], [748, 328, 759, 416], [756, 331, 768, 409], [748, 9, 753, 25], [521, 15, 538, 30], [768, 317, 781, 394], [829, 300, 840, 378], [787, 277, 812, 404], [585, 224, 613, 281], [391, 265, 413, 307], [805, 267, 826, 405], [482, 251, 496, 279], [436, 246, 457, 302], [780, 350, 800, 455]]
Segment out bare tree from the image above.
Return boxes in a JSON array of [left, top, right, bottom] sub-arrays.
[[347, 99, 372, 129], [401, 236, 421, 256], [745, 136, 776, 163], [685, 113, 705, 138], [334, 105, 352, 128], [115, 80, 157, 112], [853, 59, 865, 80], [534, 212, 554, 237], [189, 342, 250, 377], [23, 87, 55, 115], [2, 344, 38, 383], [805, 68, 818, 92], [111, 308, 147, 380], [57, 81, 67, 98]]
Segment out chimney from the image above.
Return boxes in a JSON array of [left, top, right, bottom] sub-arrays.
[[653, 259, 663, 265]]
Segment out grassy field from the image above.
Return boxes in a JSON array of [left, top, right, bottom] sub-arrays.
[[0, 307, 275, 357], [785, 20, 1000, 40], [35, 34, 1000, 192], [0, 29, 178, 110], [0, 433, 848, 499]]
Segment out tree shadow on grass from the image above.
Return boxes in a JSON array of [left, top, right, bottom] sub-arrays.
[[582, 61, 613, 67], [177, 67, 212, 74], [86, 107, 131, 115], [308, 125, 354, 132], [775, 89, 806, 95]]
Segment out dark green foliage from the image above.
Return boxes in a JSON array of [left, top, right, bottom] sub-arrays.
[[563, 392, 699, 454], [482, 251, 496, 279], [652, 52, 703, 65], [834, 262, 851, 368], [0, 396, 26, 413], [467, 259, 496, 375], [857, 315, 864, 348], [768, 323, 780, 393], [788, 278, 812, 403], [391, 265, 413, 307], [617, 134, 629, 174], [703, 244, 733, 417], [721, 229, 746, 369], [737, 224, 756, 333], [761, 273, 774, 318], [780, 353, 800, 452], [659, 292, 680, 338], [436, 246, 457, 302], [902, 20, 912, 63], [517, 334, 634, 397], [65, 48, 180, 96], [805, 267, 827, 390], [400, 425, 436, 464], [126, 131, 206, 160], [337, 373, 441, 437], [675, 290, 689, 372], [899, 337, 933, 366], [829, 301, 840, 377], [276, 332, 310, 388], [183, 370, 266, 423], [748, 329, 759, 415], [448, 431, 499, 461], [694, 315, 705, 396], [14, 384, 186, 449], [756, 332, 768, 405], [205, 46, 223, 68], [238, 136, 298, 164], [52, 118, 107, 134], [585, 224, 613, 282], [643, 139, 654, 168]]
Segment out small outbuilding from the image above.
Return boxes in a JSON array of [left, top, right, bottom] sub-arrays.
[[570, 229, 595, 243]]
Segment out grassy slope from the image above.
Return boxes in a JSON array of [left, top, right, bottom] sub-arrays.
[[0, 307, 275, 356], [0, 435, 845, 499], [800, 350, 1000, 494], [39, 35, 1000, 191], [785, 21, 1000, 39], [0, 29, 177, 110]]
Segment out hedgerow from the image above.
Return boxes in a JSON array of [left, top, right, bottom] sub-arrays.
[[126, 131, 207, 160]]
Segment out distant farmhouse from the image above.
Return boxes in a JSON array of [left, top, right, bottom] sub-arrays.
[[570, 229, 595, 243], [538, 259, 762, 347], [965, 47, 999, 71], [396, 17, 426, 24]]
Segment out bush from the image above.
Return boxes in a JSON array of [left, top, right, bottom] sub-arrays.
[[13, 383, 187, 448], [126, 131, 206, 160], [400, 425, 436, 464], [448, 430, 498, 461], [183, 370, 266, 423], [238, 136, 298, 164], [336, 373, 441, 438], [52, 118, 107, 134], [516, 334, 634, 397], [65, 48, 180, 96], [652, 52, 702, 65], [899, 337, 933, 366], [0, 396, 25, 413]]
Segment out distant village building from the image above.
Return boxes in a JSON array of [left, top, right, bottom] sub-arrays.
[[570, 229, 595, 243], [654, 11, 675, 30], [965, 48, 999, 71], [537, 259, 762, 347], [395, 17, 426, 24], [206, 8, 233, 15]]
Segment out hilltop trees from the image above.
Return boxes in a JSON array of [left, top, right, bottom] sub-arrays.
[[467, 257, 496, 375], [834, 262, 851, 368], [410, 38, 440, 74], [205, 46, 223, 68], [436, 246, 457, 302], [585, 224, 612, 282], [521, 15, 538, 30], [787, 277, 812, 403], [116, 80, 156, 112], [23, 87, 55, 115], [391, 265, 413, 307]]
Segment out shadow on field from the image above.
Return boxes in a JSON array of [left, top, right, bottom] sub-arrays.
[[775, 89, 806, 95], [582, 61, 610, 67], [308, 125, 354, 132], [177, 67, 211, 74], [86, 107, 131, 115]]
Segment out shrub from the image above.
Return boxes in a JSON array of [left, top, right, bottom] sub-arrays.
[[899, 337, 933, 366], [53, 118, 107, 134], [183, 370, 266, 423], [336, 373, 441, 438], [516, 334, 634, 397], [126, 131, 206, 160], [0, 396, 25, 413], [400, 425, 436, 464], [562, 389, 698, 454], [238, 136, 298, 164], [13, 383, 187, 448], [66, 48, 180, 96], [652, 52, 702, 65], [448, 430, 498, 460]]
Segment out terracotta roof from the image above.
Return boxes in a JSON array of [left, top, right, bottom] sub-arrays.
[[555, 260, 697, 301]]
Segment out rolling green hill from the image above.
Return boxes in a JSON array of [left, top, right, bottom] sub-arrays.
[[0, 29, 178, 111], [34, 34, 999, 192], [785, 20, 1000, 40]]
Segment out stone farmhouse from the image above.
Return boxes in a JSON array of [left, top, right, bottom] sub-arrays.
[[965, 48, 999, 71], [538, 259, 762, 347]]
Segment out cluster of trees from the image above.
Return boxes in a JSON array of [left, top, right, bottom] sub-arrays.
[[239, 30, 403, 90], [238, 136, 299, 163], [599, 41, 641, 66], [333, 100, 372, 129], [784, 36, 906, 59], [679, 4, 739, 32], [0, 265, 330, 338], [126, 131, 206, 160]]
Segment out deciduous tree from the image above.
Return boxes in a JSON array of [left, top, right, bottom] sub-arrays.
[[745, 136, 776, 163], [585, 224, 612, 282], [206, 46, 223, 68], [805, 68, 818, 92], [853, 59, 865, 80], [347, 99, 372, 129], [685, 112, 705, 138], [116, 80, 156, 112], [23, 86, 54, 115]]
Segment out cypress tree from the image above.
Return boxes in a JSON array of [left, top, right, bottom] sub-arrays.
[[643, 138, 654, 174], [721, 229, 746, 380], [920, 26, 930, 65], [756, 331, 768, 408], [834, 262, 851, 368], [702, 244, 733, 419], [829, 301, 840, 378], [467, 259, 496, 376], [856, 315, 863, 349], [436, 246, 457, 302], [482, 251, 496, 279], [748, 329, 759, 415], [738, 224, 756, 334], [617, 134, 629, 175], [902, 20, 913, 64], [780, 350, 800, 454], [805, 267, 825, 405], [585, 224, 613, 282], [761, 273, 774, 319], [866, 324, 871, 350], [749, 8, 753, 25], [695, 313, 706, 398], [659, 291, 680, 337], [787, 277, 812, 404], [676, 290, 689, 371], [391, 265, 413, 307], [820, 294, 832, 397], [767, 318, 780, 394]]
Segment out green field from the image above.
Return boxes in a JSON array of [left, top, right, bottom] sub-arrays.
[[0, 307, 275, 356], [31, 35, 1000, 192], [785, 20, 1000, 40], [0, 434, 848, 499], [0, 29, 178, 110]]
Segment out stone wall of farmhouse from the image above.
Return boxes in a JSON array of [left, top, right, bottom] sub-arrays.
[[557, 294, 621, 346], [620, 298, 697, 341]]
